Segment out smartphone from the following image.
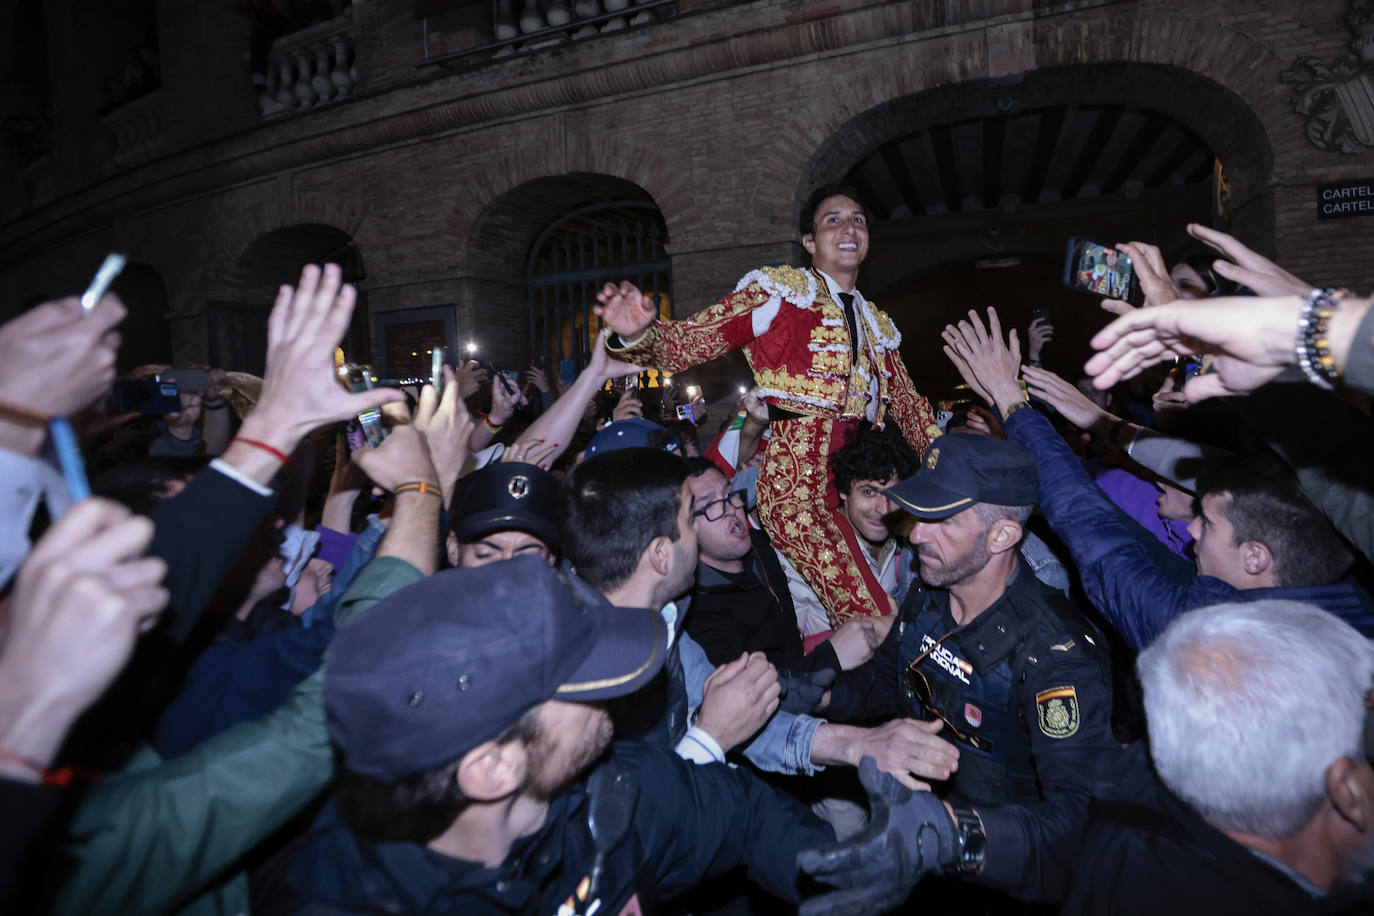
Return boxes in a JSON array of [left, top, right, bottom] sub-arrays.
[[431, 346, 446, 391], [161, 368, 209, 392], [484, 360, 517, 396], [82, 253, 127, 314], [1030, 306, 1052, 326], [339, 363, 387, 448], [114, 378, 181, 414], [1063, 237, 1137, 301]]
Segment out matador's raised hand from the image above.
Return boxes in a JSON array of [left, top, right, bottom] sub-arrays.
[[594, 281, 658, 341]]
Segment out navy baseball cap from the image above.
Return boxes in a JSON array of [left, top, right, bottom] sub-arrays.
[[450, 460, 561, 548], [884, 433, 1039, 520], [325, 556, 665, 781], [585, 418, 681, 457]]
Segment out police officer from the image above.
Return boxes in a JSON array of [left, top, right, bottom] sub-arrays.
[[820, 432, 1120, 813], [445, 460, 562, 568], [265, 558, 835, 914]]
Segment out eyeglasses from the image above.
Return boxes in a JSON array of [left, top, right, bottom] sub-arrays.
[[692, 489, 747, 522], [903, 631, 992, 753]]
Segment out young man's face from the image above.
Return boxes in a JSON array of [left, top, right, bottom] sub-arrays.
[[658, 480, 701, 604], [803, 194, 869, 278], [449, 529, 554, 568], [839, 475, 900, 547], [688, 469, 750, 568], [1187, 492, 1249, 587]]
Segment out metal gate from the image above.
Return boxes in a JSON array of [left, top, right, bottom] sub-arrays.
[[527, 200, 672, 378]]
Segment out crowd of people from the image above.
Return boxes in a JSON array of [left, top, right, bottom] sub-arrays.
[[2, 183, 1374, 916]]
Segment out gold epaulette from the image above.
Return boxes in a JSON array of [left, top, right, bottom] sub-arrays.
[[733, 265, 819, 310]]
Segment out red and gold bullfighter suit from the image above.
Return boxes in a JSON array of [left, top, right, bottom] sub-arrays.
[[608, 264, 939, 626]]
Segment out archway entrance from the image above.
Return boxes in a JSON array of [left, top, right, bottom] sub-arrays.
[[799, 63, 1275, 396], [213, 223, 363, 374]]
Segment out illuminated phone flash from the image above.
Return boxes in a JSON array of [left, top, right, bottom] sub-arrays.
[[737, 385, 747, 396], [466, 341, 478, 354]]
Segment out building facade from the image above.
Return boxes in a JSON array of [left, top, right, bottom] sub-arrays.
[[2, 0, 1372, 399]]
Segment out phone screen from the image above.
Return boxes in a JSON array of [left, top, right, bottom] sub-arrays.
[[1063, 237, 1137, 301]]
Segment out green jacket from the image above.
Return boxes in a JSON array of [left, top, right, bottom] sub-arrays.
[[52, 557, 425, 916]]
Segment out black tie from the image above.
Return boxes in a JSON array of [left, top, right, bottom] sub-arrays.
[[838, 291, 859, 359]]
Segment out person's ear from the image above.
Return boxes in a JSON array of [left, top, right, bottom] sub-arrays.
[[446, 531, 460, 567], [646, 536, 673, 577], [1325, 757, 1373, 833], [802, 233, 816, 255], [986, 520, 1023, 556], [457, 739, 529, 803], [1242, 541, 1273, 577]]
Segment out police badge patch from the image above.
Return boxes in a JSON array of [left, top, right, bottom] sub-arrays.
[[1035, 686, 1080, 739]]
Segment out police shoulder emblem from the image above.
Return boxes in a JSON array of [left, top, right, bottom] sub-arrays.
[[1035, 685, 1080, 739], [926, 448, 940, 470], [507, 475, 530, 499]]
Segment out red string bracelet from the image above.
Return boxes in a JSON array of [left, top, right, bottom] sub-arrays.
[[0, 747, 90, 787], [231, 437, 289, 463]]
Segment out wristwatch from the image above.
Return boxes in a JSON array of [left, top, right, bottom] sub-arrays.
[[949, 803, 987, 875]]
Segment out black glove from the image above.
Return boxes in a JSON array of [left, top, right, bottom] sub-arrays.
[[796, 756, 958, 916], [777, 667, 837, 714]]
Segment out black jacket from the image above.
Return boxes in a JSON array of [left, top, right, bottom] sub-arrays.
[[687, 528, 840, 673], [264, 739, 834, 914], [978, 743, 1371, 914]]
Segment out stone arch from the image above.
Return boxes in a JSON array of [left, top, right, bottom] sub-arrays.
[[207, 223, 364, 373], [445, 135, 688, 263], [786, 12, 1284, 243], [109, 260, 173, 371], [457, 172, 672, 371]]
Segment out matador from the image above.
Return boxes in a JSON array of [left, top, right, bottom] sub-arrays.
[[596, 187, 940, 626]]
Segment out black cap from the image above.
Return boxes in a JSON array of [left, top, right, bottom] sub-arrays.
[[884, 433, 1039, 520], [325, 556, 665, 781], [451, 461, 561, 548]]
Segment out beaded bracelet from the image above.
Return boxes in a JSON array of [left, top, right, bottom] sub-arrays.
[[1297, 288, 1342, 390]]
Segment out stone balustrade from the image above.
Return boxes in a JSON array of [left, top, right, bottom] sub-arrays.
[[258, 10, 356, 118], [100, 89, 167, 173], [494, 0, 666, 40]]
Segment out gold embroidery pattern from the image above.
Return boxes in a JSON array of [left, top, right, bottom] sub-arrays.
[[757, 415, 889, 626], [608, 283, 773, 372], [883, 349, 939, 453]]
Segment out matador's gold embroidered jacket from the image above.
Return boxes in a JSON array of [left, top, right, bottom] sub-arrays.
[[606, 265, 940, 449]]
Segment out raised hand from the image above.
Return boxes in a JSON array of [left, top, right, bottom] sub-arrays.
[[1117, 241, 1180, 308], [350, 423, 438, 494], [1084, 294, 1306, 399], [611, 388, 644, 421], [942, 308, 1024, 415], [593, 280, 658, 340], [1027, 315, 1054, 363], [1021, 365, 1114, 431], [0, 295, 125, 455], [236, 264, 403, 457], [412, 365, 476, 507], [0, 498, 168, 778], [586, 328, 645, 382], [488, 369, 528, 425], [454, 359, 489, 400], [1187, 223, 1311, 297]]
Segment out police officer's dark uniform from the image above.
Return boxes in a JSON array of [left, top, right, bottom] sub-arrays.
[[824, 434, 1119, 811]]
